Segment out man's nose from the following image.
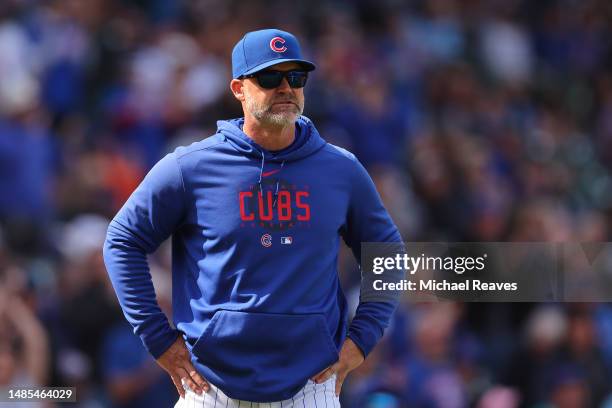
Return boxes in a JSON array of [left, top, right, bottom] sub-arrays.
[[276, 77, 291, 92]]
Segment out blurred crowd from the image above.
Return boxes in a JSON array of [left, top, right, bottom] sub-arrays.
[[1, 0, 612, 406]]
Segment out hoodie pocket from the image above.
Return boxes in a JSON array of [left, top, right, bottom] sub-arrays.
[[191, 310, 339, 399]]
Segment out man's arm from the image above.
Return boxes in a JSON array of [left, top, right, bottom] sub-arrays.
[[313, 157, 403, 395], [103, 152, 208, 397], [343, 159, 403, 354]]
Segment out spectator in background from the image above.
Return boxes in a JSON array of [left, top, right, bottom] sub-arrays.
[[502, 305, 568, 406], [99, 261, 176, 407], [0, 67, 56, 235], [556, 306, 610, 405], [0, 287, 49, 389], [56, 215, 124, 385], [545, 366, 590, 408], [402, 303, 467, 408], [0, 10, 58, 257]]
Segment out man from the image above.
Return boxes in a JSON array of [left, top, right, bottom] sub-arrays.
[[103, 28, 402, 407]]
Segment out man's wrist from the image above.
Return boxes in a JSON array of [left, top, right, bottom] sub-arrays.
[[345, 334, 367, 359], [146, 329, 181, 359]]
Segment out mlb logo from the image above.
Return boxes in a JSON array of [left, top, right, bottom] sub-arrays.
[[281, 237, 293, 245]]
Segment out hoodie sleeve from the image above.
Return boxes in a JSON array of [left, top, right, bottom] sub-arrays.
[[103, 152, 186, 359], [341, 158, 403, 358]]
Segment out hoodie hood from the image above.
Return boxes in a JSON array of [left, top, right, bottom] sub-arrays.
[[216, 115, 326, 163]]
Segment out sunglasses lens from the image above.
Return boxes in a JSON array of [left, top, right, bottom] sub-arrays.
[[286, 72, 308, 88], [256, 72, 284, 89]]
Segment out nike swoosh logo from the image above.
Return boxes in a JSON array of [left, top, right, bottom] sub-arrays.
[[262, 169, 281, 177]]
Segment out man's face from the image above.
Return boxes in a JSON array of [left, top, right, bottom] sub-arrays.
[[240, 62, 305, 127]]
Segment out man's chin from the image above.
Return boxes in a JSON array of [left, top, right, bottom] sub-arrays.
[[265, 112, 299, 127]]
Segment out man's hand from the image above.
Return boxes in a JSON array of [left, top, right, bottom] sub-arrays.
[[156, 336, 209, 398], [311, 338, 365, 396]]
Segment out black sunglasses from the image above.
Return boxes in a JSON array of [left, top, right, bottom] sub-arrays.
[[242, 70, 308, 89]]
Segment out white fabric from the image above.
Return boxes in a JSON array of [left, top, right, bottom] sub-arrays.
[[175, 375, 341, 408]]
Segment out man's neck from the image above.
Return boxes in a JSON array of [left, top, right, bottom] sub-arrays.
[[242, 117, 295, 151]]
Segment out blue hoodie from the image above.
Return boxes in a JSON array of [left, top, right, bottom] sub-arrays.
[[103, 116, 402, 402]]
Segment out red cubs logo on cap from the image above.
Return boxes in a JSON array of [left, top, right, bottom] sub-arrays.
[[269, 36, 287, 53]]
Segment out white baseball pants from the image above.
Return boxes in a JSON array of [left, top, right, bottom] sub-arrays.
[[175, 375, 341, 408]]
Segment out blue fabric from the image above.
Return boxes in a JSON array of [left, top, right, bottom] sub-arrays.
[[0, 119, 55, 219], [103, 116, 402, 402], [42, 60, 84, 114]]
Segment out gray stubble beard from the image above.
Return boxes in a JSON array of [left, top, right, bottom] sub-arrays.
[[246, 97, 304, 127]]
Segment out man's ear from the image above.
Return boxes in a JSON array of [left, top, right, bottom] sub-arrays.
[[230, 79, 245, 102]]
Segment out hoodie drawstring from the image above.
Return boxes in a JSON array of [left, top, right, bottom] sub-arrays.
[[257, 150, 285, 208], [272, 161, 285, 208], [258, 152, 265, 195]]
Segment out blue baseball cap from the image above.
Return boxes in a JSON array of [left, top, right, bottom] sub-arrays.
[[232, 29, 316, 79]]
